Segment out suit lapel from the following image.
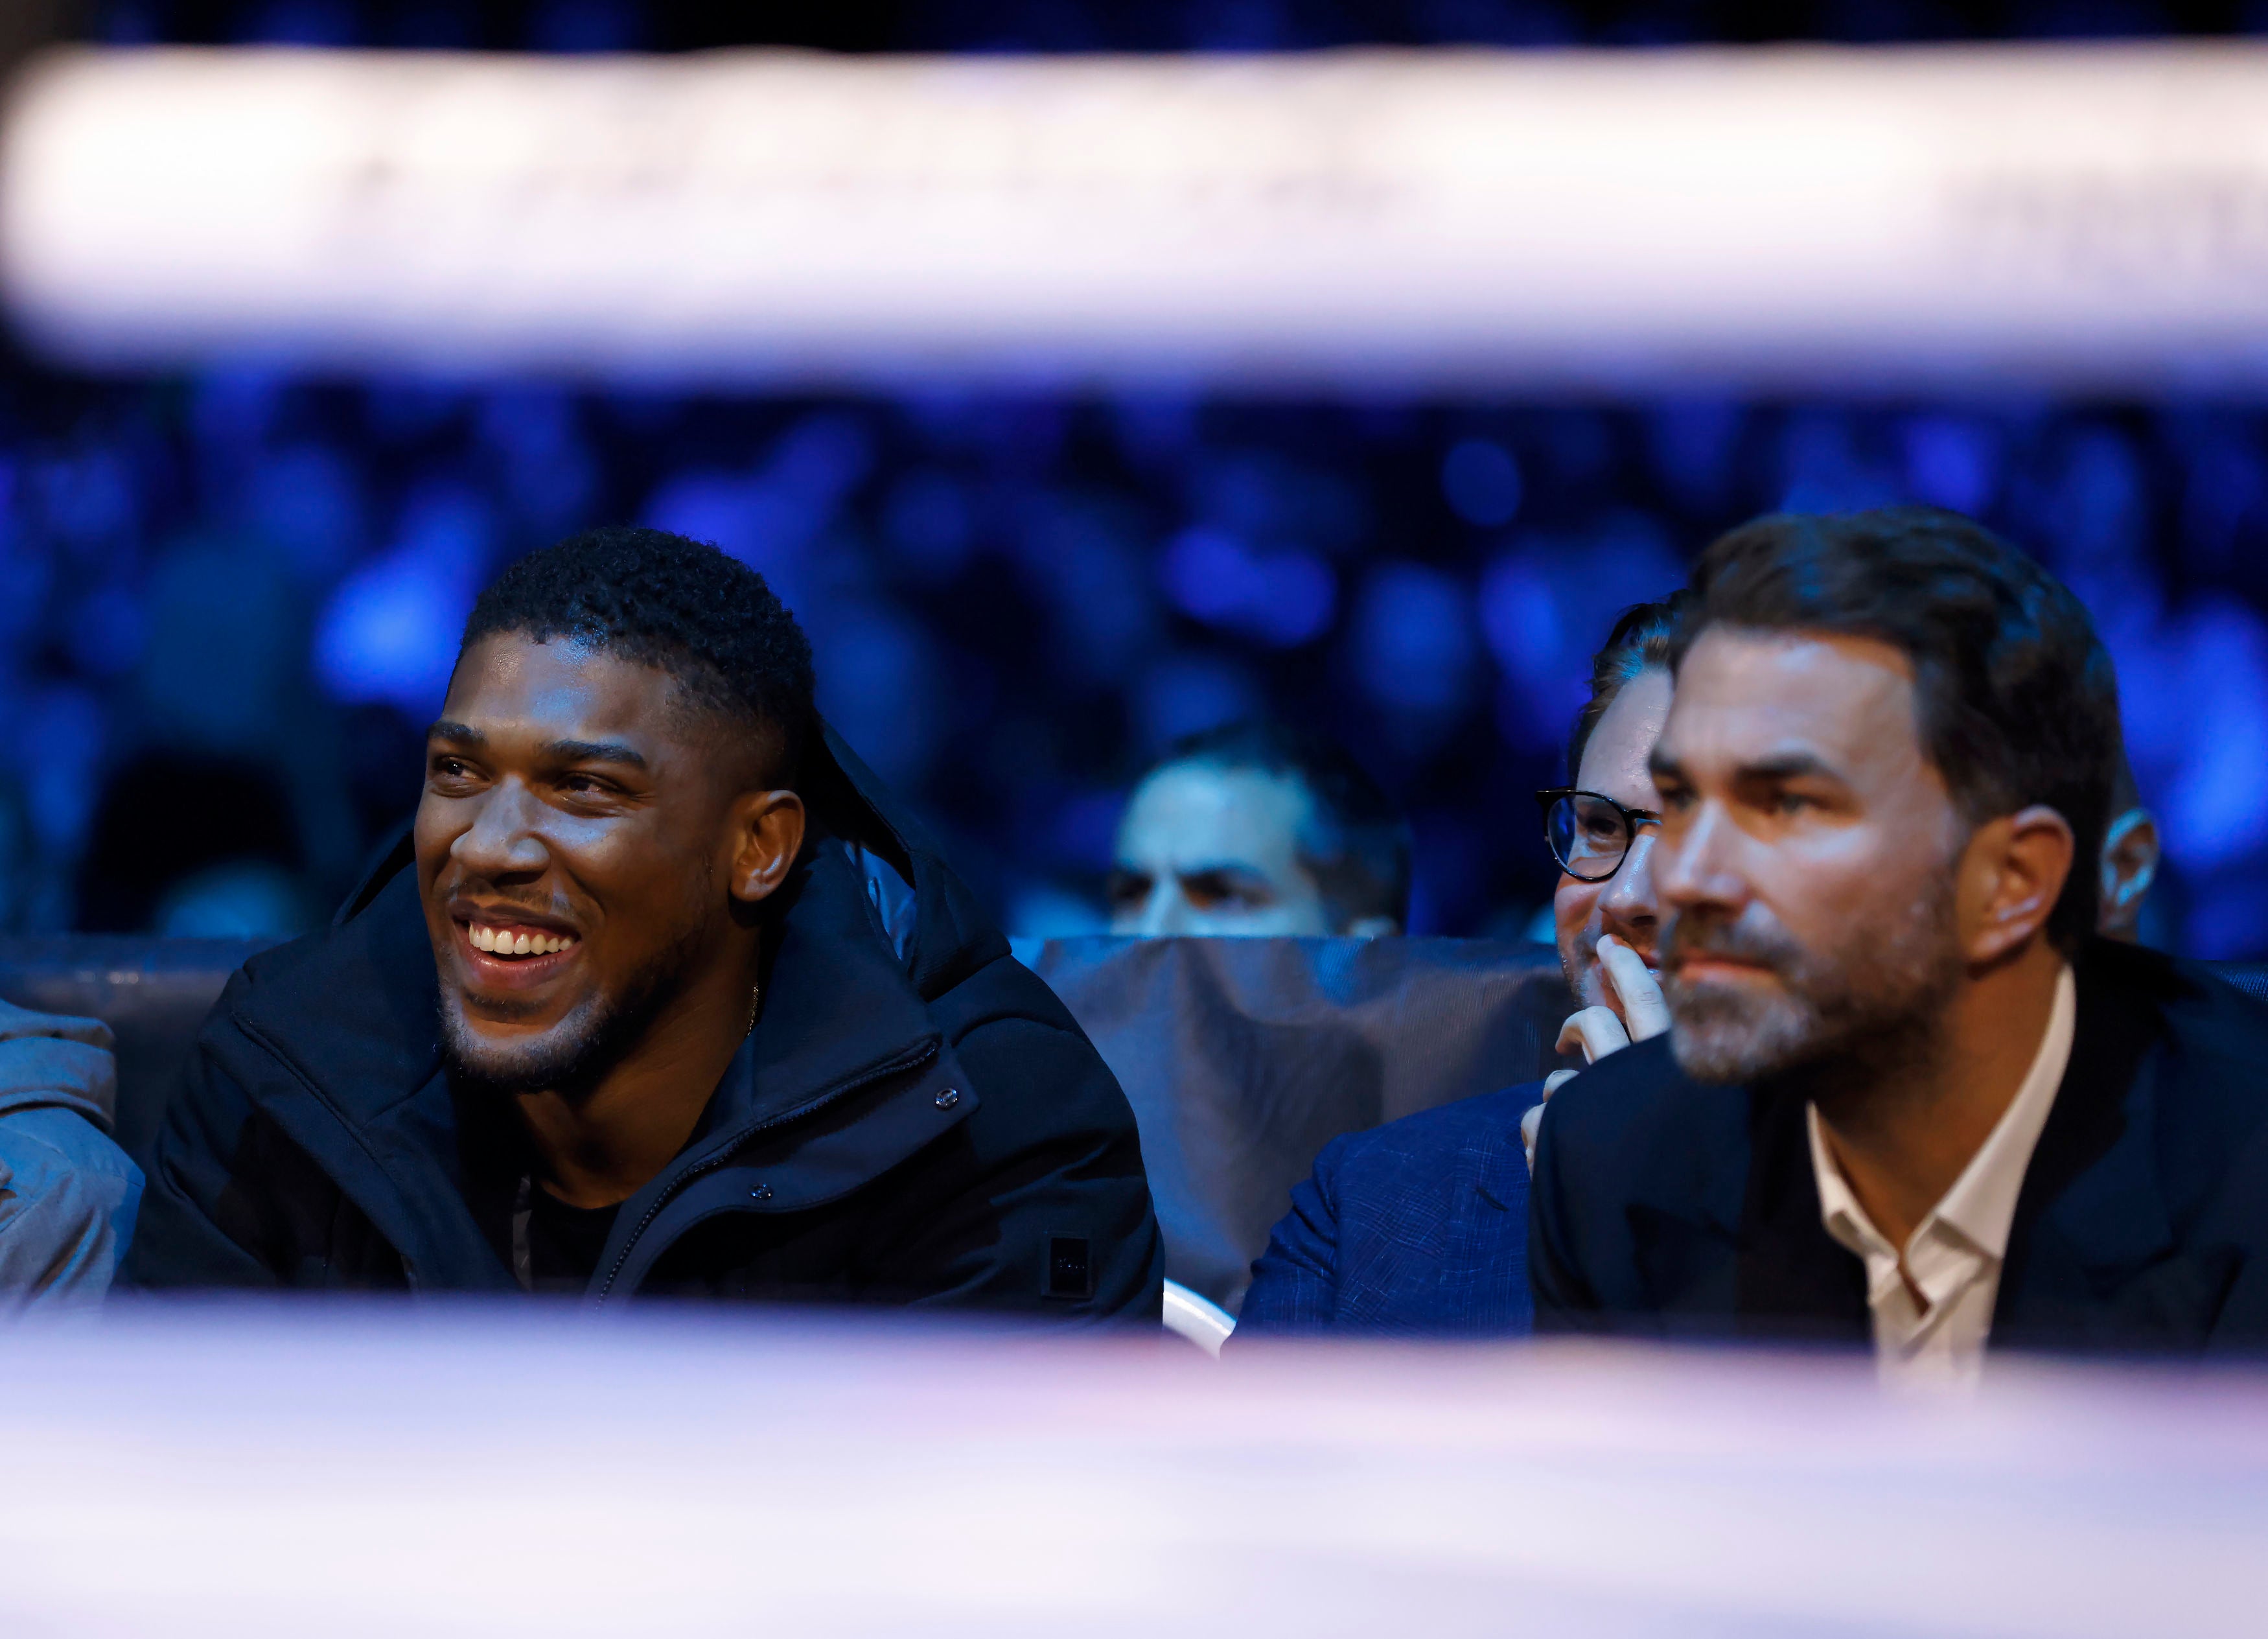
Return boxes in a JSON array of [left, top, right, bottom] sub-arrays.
[[1621, 1064, 1866, 1343], [1733, 1087, 1869, 1343], [1995, 944, 2185, 1350]]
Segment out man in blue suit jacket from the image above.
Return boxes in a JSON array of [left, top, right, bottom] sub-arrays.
[[1235, 596, 1686, 1337], [1236, 1082, 1542, 1335]]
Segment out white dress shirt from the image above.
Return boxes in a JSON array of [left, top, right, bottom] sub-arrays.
[[1806, 964, 2076, 1388]]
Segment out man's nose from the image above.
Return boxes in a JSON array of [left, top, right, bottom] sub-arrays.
[[1601, 831, 1662, 930], [451, 782, 550, 879], [1656, 803, 1746, 912], [1132, 879, 1190, 936]]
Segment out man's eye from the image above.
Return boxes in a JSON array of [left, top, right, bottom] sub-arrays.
[[1105, 872, 1149, 908], [1186, 877, 1266, 911], [1776, 791, 1818, 816]]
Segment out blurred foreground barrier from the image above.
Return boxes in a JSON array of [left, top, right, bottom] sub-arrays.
[[0, 934, 1566, 1305], [14, 43, 2268, 390], [3, 1304, 2266, 1636]]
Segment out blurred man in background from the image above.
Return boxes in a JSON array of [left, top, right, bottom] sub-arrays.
[[1533, 509, 2268, 1371], [1233, 595, 1682, 1336], [128, 528, 1162, 1316], [1108, 721, 1409, 938]]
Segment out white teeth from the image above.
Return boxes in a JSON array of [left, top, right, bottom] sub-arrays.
[[470, 924, 576, 957]]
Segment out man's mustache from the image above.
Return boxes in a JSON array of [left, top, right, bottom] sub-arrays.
[[1664, 911, 1804, 974]]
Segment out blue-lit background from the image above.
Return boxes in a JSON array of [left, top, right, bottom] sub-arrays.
[[11, 1, 2268, 956]]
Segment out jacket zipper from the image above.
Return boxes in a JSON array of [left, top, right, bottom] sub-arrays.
[[592, 1036, 942, 1303]]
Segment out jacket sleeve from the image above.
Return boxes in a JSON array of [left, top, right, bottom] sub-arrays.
[[1229, 1139, 1350, 1338], [1527, 1095, 1604, 1333], [121, 1012, 291, 1289], [859, 1005, 1164, 1325], [2202, 1123, 2268, 1356], [0, 1109, 143, 1307]]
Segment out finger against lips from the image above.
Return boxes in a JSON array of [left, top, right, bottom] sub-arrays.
[[1556, 1005, 1631, 1064], [1597, 936, 1672, 1042]]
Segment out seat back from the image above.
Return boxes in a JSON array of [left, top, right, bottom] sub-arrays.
[[1023, 935, 1571, 1314], [0, 936, 270, 1160], [2208, 961, 2268, 1005]]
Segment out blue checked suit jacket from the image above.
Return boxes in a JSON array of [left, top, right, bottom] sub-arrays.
[[1232, 1081, 1542, 1339]]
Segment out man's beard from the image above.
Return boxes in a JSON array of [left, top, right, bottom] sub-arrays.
[[1663, 872, 1963, 1097], [1558, 927, 1602, 1011], [439, 929, 707, 1103]]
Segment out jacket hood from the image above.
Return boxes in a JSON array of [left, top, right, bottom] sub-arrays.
[[790, 721, 1013, 1001], [0, 997, 119, 1132]]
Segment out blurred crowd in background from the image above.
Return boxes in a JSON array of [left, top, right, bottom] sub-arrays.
[[11, 367, 2265, 955], [6, 0, 2267, 955]]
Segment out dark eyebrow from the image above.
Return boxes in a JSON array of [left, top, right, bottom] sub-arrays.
[[1176, 863, 1275, 888], [424, 723, 647, 772], [1649, 748, 1844, 786], [1735, 752, 1840, 783], [544, 739, 649, 771]]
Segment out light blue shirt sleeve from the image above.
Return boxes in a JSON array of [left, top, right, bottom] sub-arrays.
[[0, 1106, 145, 1308]]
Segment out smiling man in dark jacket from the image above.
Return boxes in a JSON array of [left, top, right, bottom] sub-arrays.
[[126, 528, 1163, 1316]]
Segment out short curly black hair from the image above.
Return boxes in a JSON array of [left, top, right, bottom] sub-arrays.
[[460, 526, 816, 785]]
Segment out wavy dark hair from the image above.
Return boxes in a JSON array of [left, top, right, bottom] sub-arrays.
[[1568, 590, 1691, 782], [1672, 507, 2119, 951]]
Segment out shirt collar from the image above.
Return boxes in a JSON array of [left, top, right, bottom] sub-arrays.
[[1934, 963, 2076, 1259], [1809, 962, 2076, 1265]]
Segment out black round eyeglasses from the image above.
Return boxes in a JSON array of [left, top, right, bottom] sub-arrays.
[[1535, 788, 1664, 883]]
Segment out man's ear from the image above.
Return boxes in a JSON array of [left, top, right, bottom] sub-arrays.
[[729, 790, 806, 906], [2097, 806, 2160, 942], [1960, 804, 2075, 964]]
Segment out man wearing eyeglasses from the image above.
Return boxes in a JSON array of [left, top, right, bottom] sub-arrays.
[[1232, 596, 1686, 1338]]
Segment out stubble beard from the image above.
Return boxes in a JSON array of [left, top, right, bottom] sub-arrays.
[[1664, 873, 1965, 1104], [438, 920, 711, 1104]]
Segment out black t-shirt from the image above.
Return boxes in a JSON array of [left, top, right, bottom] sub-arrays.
[[523, 1185, 621, 1296]]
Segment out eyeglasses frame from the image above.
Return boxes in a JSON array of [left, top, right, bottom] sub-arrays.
[[1534, 787, 1665, 883]]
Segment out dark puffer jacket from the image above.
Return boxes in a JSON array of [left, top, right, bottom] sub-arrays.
[[123, 728, 1164, 1320]]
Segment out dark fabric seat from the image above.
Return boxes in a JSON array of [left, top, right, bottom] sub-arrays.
[[0, 933, 1571, 1313], [1019, 936, 1569, 1311], [0, 937, 274, 1161], [2208, 962, 2268, 1006]]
